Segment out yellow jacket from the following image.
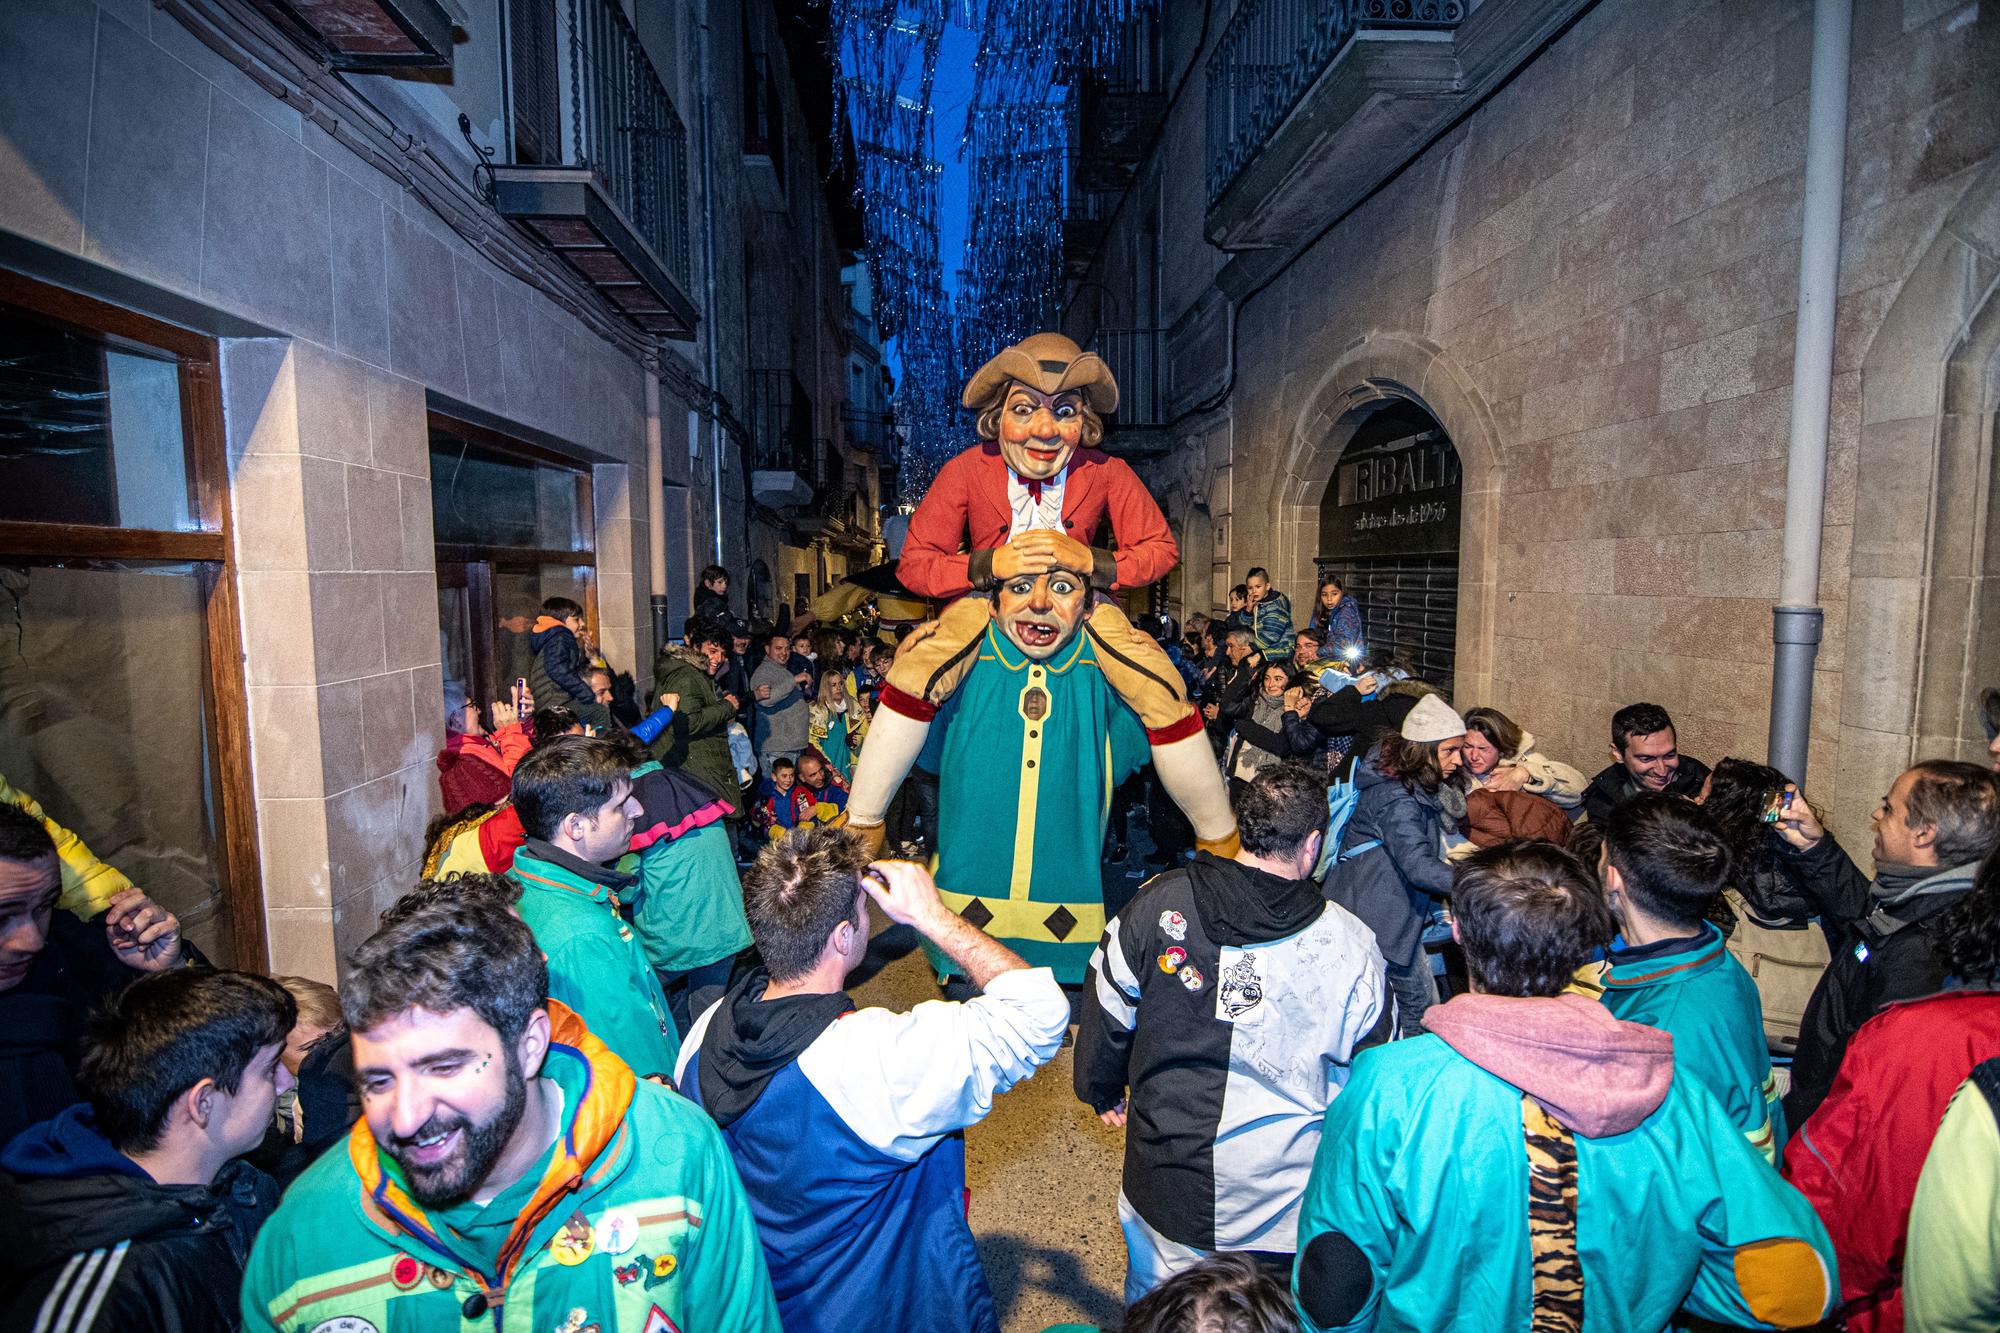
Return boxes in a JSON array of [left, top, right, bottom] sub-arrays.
[[0, 773, 132, 918]]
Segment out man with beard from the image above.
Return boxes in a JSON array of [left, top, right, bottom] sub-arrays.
[[240, 896, 778, 1332], [847, 333, 1236, 863], [507, 736, 678, 1079]]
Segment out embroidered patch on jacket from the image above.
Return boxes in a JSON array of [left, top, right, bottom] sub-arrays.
[[1523, 1094, 1583, 1333]]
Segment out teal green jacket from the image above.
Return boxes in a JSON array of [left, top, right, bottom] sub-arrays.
[[1293, 1034, 1836, 1331], [622, 763, 752, 974], [509, 841, 680, 1079], [1600, 924, 1787, 1163], [241, 1004, 780, 1333]]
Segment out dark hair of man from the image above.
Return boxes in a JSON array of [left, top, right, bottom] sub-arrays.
[[1704, 758, 1796, 878], [1237, 764, 1330, 860], [1246, 567, 1270, 582], [1940, 839, 2000, 984], [699, 564, 729, 587], [512, 734, 629, 841], [686, 618, 729, 653], [1564, 820, 1606, 883], [78, 968, 296, 1153], [741, 825, 870, 982], [1601, 794, 1733, 929], [1611, 702, 1674, 753], [1123, 1252, 1300, 1333], [0, 802, 56, 864], [1296, 628, 1321, 647], [379, 872, 523, 929], [1375, 734, 1450, 795], [1452, 840, 1613, 998], [1463, 706, 1524, 760], [542, 596, 585, 619], [531, 705, 582, 749], [344, 896, 548, 1047], [1906, 760, 2000, 867], [597, 730, 651, 773]]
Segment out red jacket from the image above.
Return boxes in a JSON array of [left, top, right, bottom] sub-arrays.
[[1784, 987, 2000, 1331], [435, 723, 532, 815], [898, 442, 1177, 597]]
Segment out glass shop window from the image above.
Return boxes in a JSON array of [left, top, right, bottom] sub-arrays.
[[0, 274, 263, 967]]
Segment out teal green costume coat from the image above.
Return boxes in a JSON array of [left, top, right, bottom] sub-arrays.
[[509, 842, 680, 1079], [1293, 1035, 1837, 1331], [931, 623, 1147, 981], [1600, 923, 1787, 1163]]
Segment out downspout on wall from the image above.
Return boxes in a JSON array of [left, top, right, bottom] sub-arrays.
[[699, 2, 726, 569], [1768, 0, 1853, 784], [646, 371, 669, 651]]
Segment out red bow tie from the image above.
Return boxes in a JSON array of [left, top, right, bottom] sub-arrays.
[[1015, 472, 1049, 504]]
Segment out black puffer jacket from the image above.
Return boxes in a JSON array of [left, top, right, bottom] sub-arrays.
[[0, 1105, 277, 1330], [1579, 755, 1712, 824], [0, 912, 141, 1147]]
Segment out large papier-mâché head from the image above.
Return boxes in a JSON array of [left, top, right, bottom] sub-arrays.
[[963, 333, 1119, 482]]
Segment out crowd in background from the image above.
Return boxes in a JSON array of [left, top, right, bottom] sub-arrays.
[[2, 557, 1999, 1333]]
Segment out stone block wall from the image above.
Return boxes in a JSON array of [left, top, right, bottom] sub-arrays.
[[1119, 0, 1999, 846], [0, 0, 668, 976]]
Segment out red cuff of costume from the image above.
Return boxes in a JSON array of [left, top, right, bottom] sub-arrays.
[[879, 683, 938, 722], [1147, 712, 1207, 745]]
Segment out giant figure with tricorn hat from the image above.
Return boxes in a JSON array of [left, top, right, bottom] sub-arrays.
[[845, 333, 1238, 979]]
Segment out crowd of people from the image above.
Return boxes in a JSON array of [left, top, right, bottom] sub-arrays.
[[3, 556, 2000, 1333]]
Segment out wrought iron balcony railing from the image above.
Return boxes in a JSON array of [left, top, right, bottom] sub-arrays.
[[506, 0, 692, 283], [1206, 0, 1463, 205], [1091, 328, 1164, 429], [749, 369, 816, 480]]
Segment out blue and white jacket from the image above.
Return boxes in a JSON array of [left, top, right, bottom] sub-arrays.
[[677, 966, 1069, 1333]]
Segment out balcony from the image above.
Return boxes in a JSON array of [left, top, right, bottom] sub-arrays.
[[1091, 328, 1170, 453], [743, 49, 787, 210], [842, 408, 892, 456], [749, 369, 816, 507], [1205, 0, 1592, 250], [490, 0, 698, 338]]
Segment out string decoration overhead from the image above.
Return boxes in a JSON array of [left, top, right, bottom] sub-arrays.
[[824, 0, 1152, 497]]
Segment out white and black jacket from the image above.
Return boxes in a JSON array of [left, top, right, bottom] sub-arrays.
[[1076, 852, 1394, 1254]]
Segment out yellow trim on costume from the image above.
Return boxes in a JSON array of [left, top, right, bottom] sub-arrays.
[[1011, 664, 1050, 899], [939, 889, 1106, 943]]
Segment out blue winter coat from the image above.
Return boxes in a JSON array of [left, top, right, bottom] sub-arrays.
[[1324, 747, 1454, 968]]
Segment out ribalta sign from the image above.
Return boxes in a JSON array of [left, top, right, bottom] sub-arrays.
[[1319, 425, 1461, 559]]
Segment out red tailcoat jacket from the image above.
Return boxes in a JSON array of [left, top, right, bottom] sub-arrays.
[[898, 443, 1178, 598]]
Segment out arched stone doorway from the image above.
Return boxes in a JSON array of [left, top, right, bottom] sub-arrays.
[[1265, 333, 1500, 705], [1315, 400, 1464, 694]]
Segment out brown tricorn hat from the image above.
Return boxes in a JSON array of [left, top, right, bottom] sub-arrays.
[[960, 332, 1119, 414]]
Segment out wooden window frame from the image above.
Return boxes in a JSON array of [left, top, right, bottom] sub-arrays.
[[427, 411, 599, 721], [0, 270, 266, 967]]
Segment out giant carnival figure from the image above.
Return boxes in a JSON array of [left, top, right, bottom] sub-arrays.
[[847, 333, 1237, 980]]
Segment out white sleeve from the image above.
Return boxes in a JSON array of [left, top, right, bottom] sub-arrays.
[[796, 967, 1070, 1160], [674, 995, 726, 1088]]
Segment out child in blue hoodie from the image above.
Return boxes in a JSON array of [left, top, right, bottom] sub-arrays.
[[528, 596, 615, 731]]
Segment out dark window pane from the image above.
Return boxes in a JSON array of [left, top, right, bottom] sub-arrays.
[[429, 431, 586, 550], [0, 561, 233, 963], [0, 302, 195, 530]]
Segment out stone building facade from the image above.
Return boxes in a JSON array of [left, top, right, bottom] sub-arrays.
[[0, 0, 870, 977], [1068, 0, 2000, 847]]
